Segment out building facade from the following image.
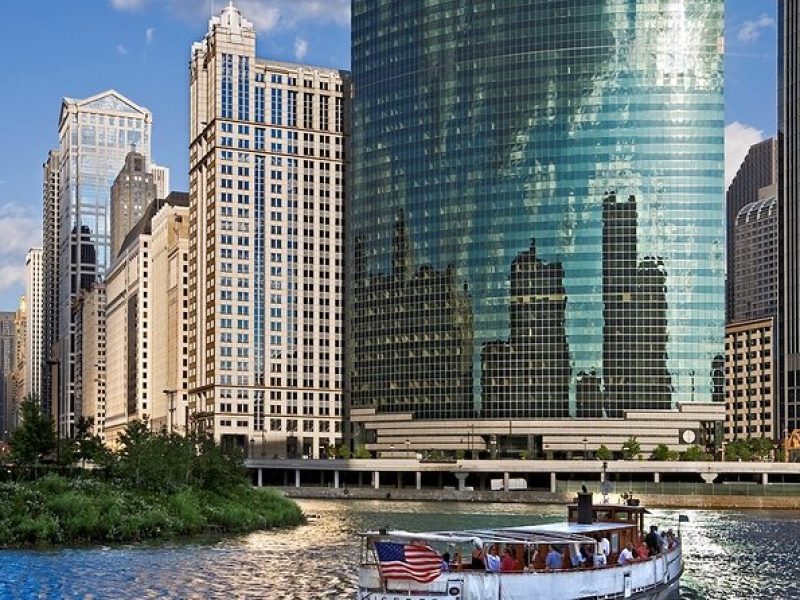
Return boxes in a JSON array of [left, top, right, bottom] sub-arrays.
[[0, 313, 14, 440], [24, 248, 43, 400], [189, 5, 349, 458], [779, 1, 800, 436], [349, 0, 725, 456], [726, 139, 776, 320], [149, 201, 190, 434], [41, 150, 60, 418], [151, 164, 170, 200], [77, 284, 106, 439], [725, 318, 775, 440], [110, 151, 158, 260], [731, 191, 779, 323], [56, 90, 152, 436], [7, 297, 27, 434]]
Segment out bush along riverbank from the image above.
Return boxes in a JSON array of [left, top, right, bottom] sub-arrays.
[[0, 399, 304, 547]]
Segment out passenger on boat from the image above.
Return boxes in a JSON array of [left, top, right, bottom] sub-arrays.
[[598, 535, 610, 560], [471, 538, 484, 569], [546, 546, 563, 571], [500, 548, 521, 572], [665, 529, 677, 550], [618, 543, 635, 566], [645, 525, 661, 556], [593, 551, 607, 567], [485, 545, 502, 573], [442, 552, 451, 572], [579, 543, 594, 567], [452, 551, 463, 571], [635, 540, 650, 560]]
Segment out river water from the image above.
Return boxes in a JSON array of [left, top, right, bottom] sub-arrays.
[[1, 499, 798, 599]]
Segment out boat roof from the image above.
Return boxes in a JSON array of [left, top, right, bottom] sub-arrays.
[[567, 503, 651, 514], [361, 521, 633, 546]]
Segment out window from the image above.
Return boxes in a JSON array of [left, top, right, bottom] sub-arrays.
[[238, 56, 250, 120], [221, 54, 233, 118], [271, 88, 283, 125]]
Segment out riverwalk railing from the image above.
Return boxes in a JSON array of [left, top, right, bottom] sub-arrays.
[[558, 480, 800, 497]]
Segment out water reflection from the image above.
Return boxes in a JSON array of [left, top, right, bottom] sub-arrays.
[[1, 501, 799, 599]]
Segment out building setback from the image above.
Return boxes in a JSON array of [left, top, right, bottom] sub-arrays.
[[349, 0, 725, 457], [189, 5, 349, 458], [110, 151, 159, 260], [40, 150, 60, 419], [56, 90, 152, 436]]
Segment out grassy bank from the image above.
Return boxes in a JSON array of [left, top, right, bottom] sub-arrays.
[[0, 474, 304, 547]]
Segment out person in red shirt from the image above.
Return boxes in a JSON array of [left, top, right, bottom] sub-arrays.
[[500, 547, 521, 572]]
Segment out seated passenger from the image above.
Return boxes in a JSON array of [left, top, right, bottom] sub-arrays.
[[618, 543, 635, 566], [484, 545, 501, 573], [546, 546, 563, 571], [500, 548, 518, 572], [441, 552, 451, 572], [452, 551, 463, 571], [580, 544, 594, 567], [636, 540, 649, 559], [593, 552, 607, 567], [470, 539, 484, 569]]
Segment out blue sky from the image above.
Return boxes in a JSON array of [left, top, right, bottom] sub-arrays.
[[0, 0, 777, 310]]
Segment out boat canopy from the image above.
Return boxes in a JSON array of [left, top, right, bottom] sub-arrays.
[[360, 526, 601, 546]]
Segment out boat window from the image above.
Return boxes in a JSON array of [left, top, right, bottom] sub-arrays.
[[611, 533, 620, 554]]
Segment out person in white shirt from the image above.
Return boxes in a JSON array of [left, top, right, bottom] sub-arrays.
[[618, 543, 635, 566], [599, 536, 611, 558]]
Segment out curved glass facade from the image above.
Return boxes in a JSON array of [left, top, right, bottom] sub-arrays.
[[349, 1, 725, 420]]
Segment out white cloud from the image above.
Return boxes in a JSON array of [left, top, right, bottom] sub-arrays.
[[110, 0, 149, 9], [0, 203, 42, 295], [110, 0, 350, 32], [145, 27, 155, 44], [116, 44, 129, 55], [294, 36, 309, 61], [737, 14, 775, 43], [725, 122, 764, 189]]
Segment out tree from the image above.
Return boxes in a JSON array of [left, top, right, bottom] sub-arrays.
[[354, 444, 372, 459], [748, 437, 774, 461], [596, 445, 612, 461], [680, 445, 713, 461], [651, 444, 678, 461], [621, 437, 641, 460], [9, 397, 56, 467], [336, 443, 352, 459]]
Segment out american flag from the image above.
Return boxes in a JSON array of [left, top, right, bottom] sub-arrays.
[[374, 541, 443, 583]]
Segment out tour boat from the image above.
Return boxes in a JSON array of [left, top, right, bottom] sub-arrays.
[[356, 494, 684, 600]]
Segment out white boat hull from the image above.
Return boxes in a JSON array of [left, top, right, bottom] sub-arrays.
[[358, 545, 682, 600]]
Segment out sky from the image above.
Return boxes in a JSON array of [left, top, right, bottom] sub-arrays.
[[0, 0, 778, 311]]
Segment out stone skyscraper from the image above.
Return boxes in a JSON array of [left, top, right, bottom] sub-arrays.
[[56, 91, 151, 435], [24, 248, 43, 400], [41, 150, 60, 418], [189, 5, 350, 458], [110, 150, 159, 260]]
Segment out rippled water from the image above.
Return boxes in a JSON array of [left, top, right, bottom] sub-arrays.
[[1, 500, 799, 599]]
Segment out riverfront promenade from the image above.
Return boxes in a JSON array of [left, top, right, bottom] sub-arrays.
[[246, 458, 800, 508]]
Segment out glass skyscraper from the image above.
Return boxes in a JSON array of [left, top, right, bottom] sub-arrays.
[[349, 1, 725, 426]]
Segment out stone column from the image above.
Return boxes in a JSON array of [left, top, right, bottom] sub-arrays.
[[373, 471, 380, 489], [762, 472, 769, 485], [654, 472, 660, 484], [295, 469, 301, 488], [416, 471, 422, 490], [550, 472, 557, 493], [257, 468, 263, 488], [320, 471, 326, 486], [503, 472, 510, 491], [455, 473, 469, 491], [334, 470, 340, 489]]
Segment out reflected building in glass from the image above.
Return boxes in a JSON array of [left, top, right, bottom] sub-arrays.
[[56, 91, 152, 436], [349, 1, 726, 456]]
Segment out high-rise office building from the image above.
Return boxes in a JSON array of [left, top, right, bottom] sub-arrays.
[[24, 248, 43, 400], [8, 297, 27, 433], [56, 90, 152, 436], [41, 150, 60, 418], [77, 284, 106, 439], [349, 0, 726, 456], [151, 163, 170, 200], [726, 139, 776, 320], [0, 312, 14, 440], [105, 193, 188, 444], [189, 5, 349, 458], [779, 1, 800, 435], [149, 201, 190, 434], [110, 151, 159, 260], [731, 190, 778, 323]]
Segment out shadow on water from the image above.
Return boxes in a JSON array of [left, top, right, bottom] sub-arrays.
[[2, 500, 799, 599]]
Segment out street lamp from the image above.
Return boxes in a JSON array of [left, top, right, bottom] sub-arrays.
[[583, 437, 588, 460]]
